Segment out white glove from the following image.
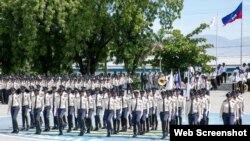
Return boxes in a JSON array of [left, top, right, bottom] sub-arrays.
[[28, 109, 31, 113], [86, 114, 88, 118], [168, 117, 171, 121], [114, 115, 117, 119], [146, 114, 148, 118], [40, 112, 43, 117]]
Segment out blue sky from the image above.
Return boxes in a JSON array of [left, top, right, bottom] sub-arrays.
[[153, 0, 250, 40]]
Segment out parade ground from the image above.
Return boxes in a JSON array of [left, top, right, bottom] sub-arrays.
[[0, 90, 249, 141]]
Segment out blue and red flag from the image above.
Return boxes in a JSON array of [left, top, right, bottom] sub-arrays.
[[222, 2, 242, 26]]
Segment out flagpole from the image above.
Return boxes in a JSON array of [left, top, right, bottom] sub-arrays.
[[240, 1, 243, 66], [216, 12, 218, 66]]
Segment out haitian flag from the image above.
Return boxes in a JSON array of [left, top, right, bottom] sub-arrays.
[[222, 2, 242, 25]]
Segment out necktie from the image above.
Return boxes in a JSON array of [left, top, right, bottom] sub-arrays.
[[59, 95, 62, 109], [163, 98, 165, 112], [108, 98, 110, 110], [12, 94, 14, 107], [35, 95, 37, 109], [68, 94, 70, 106], [122, 97, 124, 108], [134, 98, 138, 111], [228, 100, 231, 114], [190, 100, 193, 114], [80, 96, 82, 109], [44, 93, 46, 106], [22, 93, 24, 106]]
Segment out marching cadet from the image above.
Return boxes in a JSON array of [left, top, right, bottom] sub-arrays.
[[175, 88, 185, 125], [186, 89, 200, 125], [20, 86, 31, 131], [94, 88, 103, 131], [55, 87, 68, 135], [140, 90, 149, 135], [157, 90, 172, 139], [73, 88, 80, 130], [43, 87, 53, 132], [236, 90, 244, 125], [220, 92, 238, 125], [233, 90, 244, 125], [130, 90, 143, 138], [86, 90, 96, 133], [8, 88, 20, 133], [75, 89, 88, 136], [29, 86, 35, 129], [113, 91, 121, 134], [146, 89, 154, 131], [66, 88, 75, 133], [52, 86, 59, 129], [151, 90, 159, 130], [104, 90, 116, 137], [32, 88, 44, 134], [120, 89, 130, 132], [169, 90, 177, 125]]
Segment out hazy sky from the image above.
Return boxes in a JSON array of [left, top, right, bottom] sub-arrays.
[[153, 0, 250, 40]]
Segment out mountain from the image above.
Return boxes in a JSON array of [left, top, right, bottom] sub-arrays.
[[197, 35, 250, 57]]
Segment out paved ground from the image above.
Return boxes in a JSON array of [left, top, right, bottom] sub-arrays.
[[0, 90, 249, 141]]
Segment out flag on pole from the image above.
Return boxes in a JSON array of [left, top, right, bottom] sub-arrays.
[[166, 70, 174, 90], [177, 69, 181, 88], [186, 70, 191, 100], [222, 2, 242, 26], [209, 16, 217, 28]]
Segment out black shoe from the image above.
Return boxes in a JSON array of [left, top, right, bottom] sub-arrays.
[[102, 127, 106, 129], [67, 129, 72, 133], [73, 127, 79, 130], [94, 128, 99, 131], [20, 127, 25, 131], [52, 126, 58, 130], [11, 131, 15, 133], [78, 132, 84, 136], [107, 133, 111, 137], [161, 135, 166, 139], [132, 134, 137, 138], [59, 132, 63, 135]]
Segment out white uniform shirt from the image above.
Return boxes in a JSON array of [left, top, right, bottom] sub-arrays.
[[75, 96, 89, 110], [20, 92, 31, 107], [157, 97, 172, 113], [104, 97, 116, 110], [32, 94, 44, 109], [130, 97, 143, 112], [55, 94, 68, 109], [88, 96, 96, 109], [186, 99, 200, 115], [44, 93, 53, 107], [8, 94, 21, 112], [220, 99, 238, 117], [67, 93, 75, 107]]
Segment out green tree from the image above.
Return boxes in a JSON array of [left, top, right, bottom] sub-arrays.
[[152, 23, 216, 73]]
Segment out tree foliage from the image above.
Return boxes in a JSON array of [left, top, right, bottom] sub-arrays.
[[152, 23, 216, 73], [0, 0, 184, 75]]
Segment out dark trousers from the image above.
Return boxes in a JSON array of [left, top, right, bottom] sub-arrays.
[[95, 107, 102, 130], [86, 108, 94, 132], [77, 109, 87, 133], [140, 109, 147, 134], [43, 106, 51, 130], [222, 72, 227, 83], [222, 113, 235, 125], [57, 108, 66, 133], [188, 113, 198, 125], [216, 75, 221, 86], [132, 111, 141, 135], [105, 110, 114, 134], [67, 106, 75, 130], [121, 107, 128, 130], [21, 105, 29, 129], [52, 106, 58, 128], [176, 107, 183, 125], [247, 79, 250, 91], [11, 106, 20, 132], [211, 79, 217, 90], [152, 109, 158, 130], [200, 109, 207, 125], [34, 108, 42, 133], [29, 109, 35, 128], [113, 109, 121, 133], [0, 89, 4, 104], [160, 111, 169, 136]]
